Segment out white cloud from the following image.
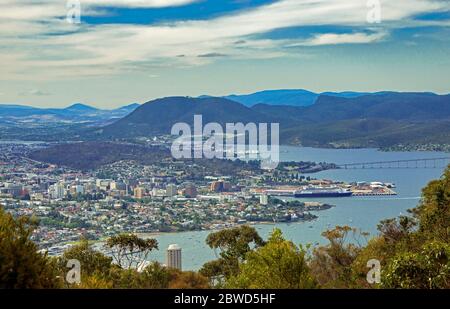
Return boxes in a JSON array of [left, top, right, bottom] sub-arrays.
[[0, 0, 199, 24], [0, 0, 448, 80], [81, 0, 200, 8], [19, 89, 52, 96], [288, 31, 388, 46]]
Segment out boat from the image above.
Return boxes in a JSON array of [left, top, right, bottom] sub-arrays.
[[294, 186, 353, 198]]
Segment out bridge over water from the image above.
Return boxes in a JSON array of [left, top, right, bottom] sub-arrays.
[[337, 157, 450, 169]]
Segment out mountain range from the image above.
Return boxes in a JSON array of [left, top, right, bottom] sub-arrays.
[[254, 92, 450, 148], [221, 89, 370, 107], [93, 96, 281, 139], [90, 92, 450, 149], [0, 103, 140, 128], [2, 90, 450, 150]]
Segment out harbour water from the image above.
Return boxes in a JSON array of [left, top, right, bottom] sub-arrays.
[[148, 146, 449, 270]]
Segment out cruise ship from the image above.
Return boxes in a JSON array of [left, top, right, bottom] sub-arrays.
[[264, 189, 297, 196], [294, 186, 353, 198]]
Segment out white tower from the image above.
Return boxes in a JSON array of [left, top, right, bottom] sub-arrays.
[[260, 194, 269, 205], [166, 244, 182, 270]]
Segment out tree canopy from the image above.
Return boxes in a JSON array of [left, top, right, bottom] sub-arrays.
[[226, 228, 317, 289], [0, 208, 60, 288]]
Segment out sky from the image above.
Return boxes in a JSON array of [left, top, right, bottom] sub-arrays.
[[0, 0, 449, 108]]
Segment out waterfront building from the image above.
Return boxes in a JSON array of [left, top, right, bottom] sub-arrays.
[[166, 244, 182, 270]]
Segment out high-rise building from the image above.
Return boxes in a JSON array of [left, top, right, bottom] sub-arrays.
[[75, 185, 85, 194], [222, 181, 232, 191], [96, 179, 111, 191], [210, 180, 232, 192], [210, 181, 222, 192], [134, 187, 144, 199], [70, 185, 85, 195], [166, 244, 182, 270], [6, 183, 23, 198], [183, 184, 197, 198], [48, 183, 65, 199], [166, 184, 178, 197], [110, 181, 126, 191], [260, 194, 269, 205]]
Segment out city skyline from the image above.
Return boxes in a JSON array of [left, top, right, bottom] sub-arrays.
[[0, 0, 449, 108]]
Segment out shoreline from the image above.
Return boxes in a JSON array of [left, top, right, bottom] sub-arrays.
[[135, 218, 319, 239], [2, 138, 449, 154], [57, 218, 321, 249]]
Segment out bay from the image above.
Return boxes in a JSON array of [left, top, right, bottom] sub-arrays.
[[147, 146, 450, 270]]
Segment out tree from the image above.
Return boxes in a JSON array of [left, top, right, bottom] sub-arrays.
[[383, 241, 450, 289], [309, 226, 366, 288], [226, 228, 316, 289], [105, 233, 158, 270], [58, 238, 114, 287], [199, 225, 265, 284], [351, 165, 450, 289], [76, 275, 113, 289], [168, 270, 210, 289], [413, 166, 450, 242], [140, 262, 171, 288], [0, 207, 61, 288]]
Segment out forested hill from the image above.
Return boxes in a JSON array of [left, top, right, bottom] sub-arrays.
[[90, 93, 450, 149]]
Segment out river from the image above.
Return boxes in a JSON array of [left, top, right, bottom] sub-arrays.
[[147, 146, 450, 270]]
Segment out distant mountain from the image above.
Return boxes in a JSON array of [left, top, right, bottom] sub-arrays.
[[252, 92, 450, 147], [64, 103, 99, 112], [0, 105, 54, 117], [115, 103, 140, 112], [3, 91, 450, 150], [97, 92, 450, 149], [224, 89, 319, 107], [252, 92, 450, 122], [312, 92, 450, 121], [221, 89, 369, 107], [321, 91, 370, 98], [0, 103, 140, 128], [94, 96, 281, 138]]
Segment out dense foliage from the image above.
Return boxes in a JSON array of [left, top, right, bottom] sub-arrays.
[[0, 208, 60, 288], [28, 141, 261, 175], [225, 229, 316, 289]]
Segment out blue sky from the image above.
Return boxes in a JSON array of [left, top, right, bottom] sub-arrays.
[[0, 0, 449, 108], [83, 0, 278, 25]]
